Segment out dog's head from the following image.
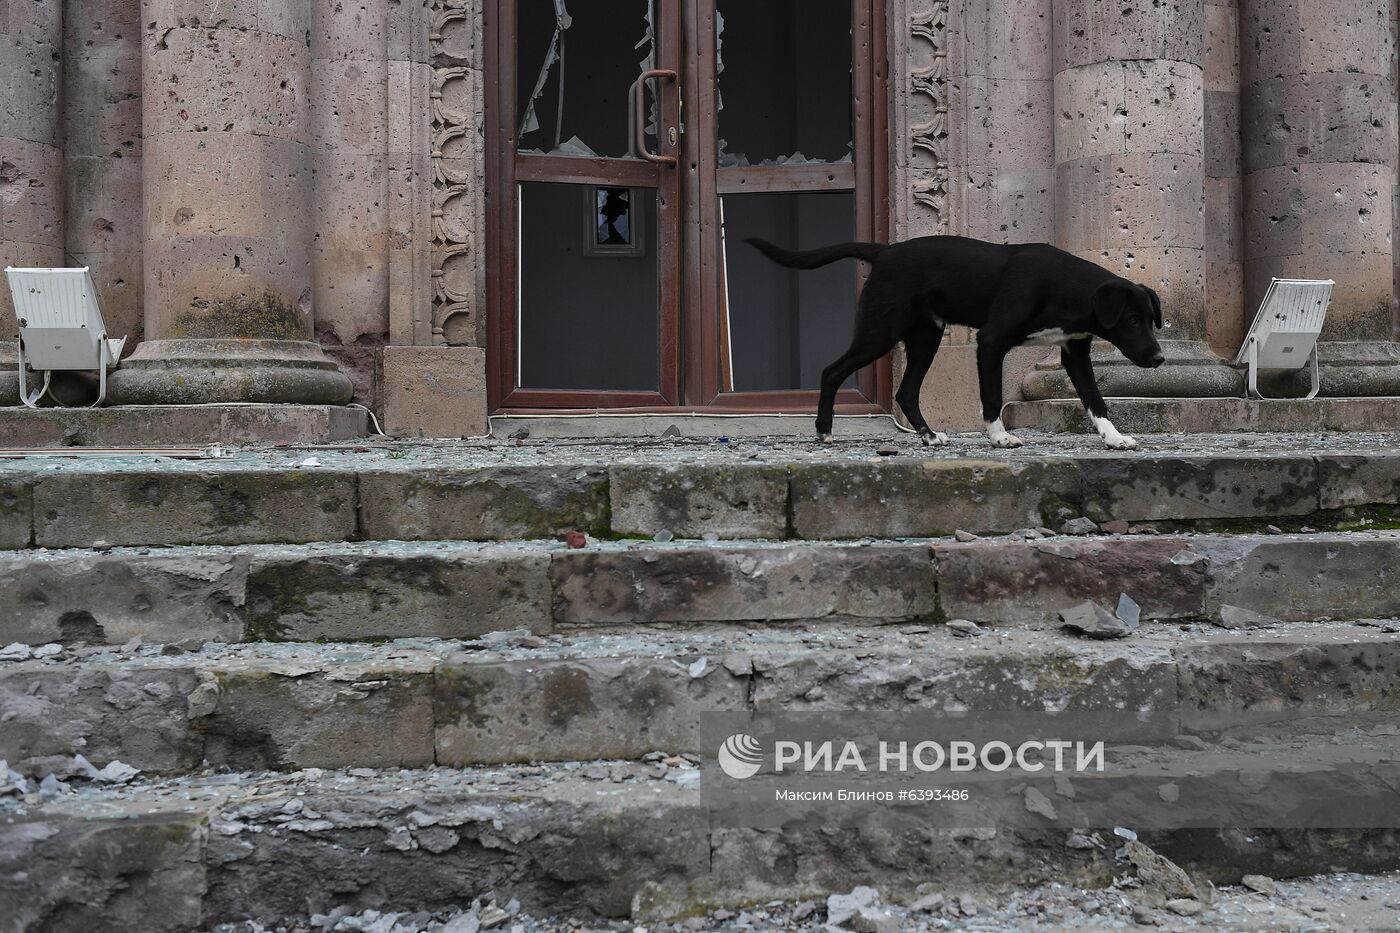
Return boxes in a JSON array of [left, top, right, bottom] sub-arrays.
[[1090, 281, 1165, 368]]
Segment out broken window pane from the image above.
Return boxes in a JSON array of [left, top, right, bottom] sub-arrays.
[[720, 191, 857, 391], [518, 182, 660, 391], [716, 0, 853, 166], [517, 0, 659, 159]]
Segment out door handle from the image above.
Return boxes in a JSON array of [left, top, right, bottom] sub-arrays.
[[631, 68, 678, 166]]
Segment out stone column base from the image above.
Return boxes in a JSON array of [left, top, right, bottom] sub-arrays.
[[377, 345, 488, 438], [1253, 341, 1400, 398], [107, 339, 354, 405], [1021, 340, 1246, 400]]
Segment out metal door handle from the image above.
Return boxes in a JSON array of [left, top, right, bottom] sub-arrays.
[[631, 68, 678, 166]]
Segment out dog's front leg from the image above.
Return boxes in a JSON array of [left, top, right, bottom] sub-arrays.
[[1062, 340, 1137, 449], [977, 338, 1022, 448]]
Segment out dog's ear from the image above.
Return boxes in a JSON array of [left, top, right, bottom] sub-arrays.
[[1145, 286, 1163, 329], [1091, 281, 1129, 330]]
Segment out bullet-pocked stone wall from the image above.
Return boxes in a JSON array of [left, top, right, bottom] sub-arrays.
[[1, 0, 66, 335], [141, 0, 316, 342], [310, 0, 392, 403], [1241, 0, 1396, 341], [1052, 0, 1208, 339]]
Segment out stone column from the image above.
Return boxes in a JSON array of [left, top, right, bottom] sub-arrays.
[[109, 0, 352, 405], [1240, 0, 1400, 396], [0, 0, 65, 404], [64, 0, 145, 350], [1024, 0, 1244, 399]]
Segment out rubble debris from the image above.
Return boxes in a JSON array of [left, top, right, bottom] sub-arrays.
[[1024, 786, 1057, 820], [953, 529, 979, 542], [1060, 600, 1134, 639], [1241, 874, 1277, 897], [1101, 520, 1131, 534], [563, 530, 588, 548], [1164, 898, 1204, 916], [1124, 838, 1199, 903], [1060, 517, 1099, 536], [946, 619, 983, 638], [1035, 541, 1079, 559]]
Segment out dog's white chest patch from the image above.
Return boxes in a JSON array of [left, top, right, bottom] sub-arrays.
[[1025, 328, 1090, 346]]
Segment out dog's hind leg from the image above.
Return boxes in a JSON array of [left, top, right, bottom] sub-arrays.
[[815, 339, 892, 441], [1062, 339, 1138, 449], [897, 321, 948, 445], [815, 283, 902, 442]]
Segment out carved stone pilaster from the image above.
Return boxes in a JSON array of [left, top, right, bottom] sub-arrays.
[[429, 1, 487, 348], [892, 0, 951, 240]]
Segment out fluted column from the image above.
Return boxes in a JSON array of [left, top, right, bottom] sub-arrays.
[[0, 0, 65, 404], [109, 0, 352, 404], [1240, 0, 1400, 395], [1024, 0, 1244, 399]]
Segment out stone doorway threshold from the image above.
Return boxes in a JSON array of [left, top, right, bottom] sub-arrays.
[[0, 404, 368, 448], [488, 413, 907, 441]]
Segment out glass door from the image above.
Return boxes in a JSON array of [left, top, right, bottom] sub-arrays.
[[487, 0, 888, 412], [684, 0, 889, 410], [487, 0, 684, 407]]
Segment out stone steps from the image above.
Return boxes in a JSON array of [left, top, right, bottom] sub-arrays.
[[3, 445, 1397, 549], [4, 531, 1400, 647], [4, 623, 1399, 776], [7, 747, 1400, 932]]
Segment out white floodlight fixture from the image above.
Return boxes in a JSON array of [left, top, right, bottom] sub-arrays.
[[4, 266, 126, 408], [1233, 277, 1333, 401]]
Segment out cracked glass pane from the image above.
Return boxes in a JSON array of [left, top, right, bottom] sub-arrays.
[[715, 0, 853, 166], [517, 0, 658, 159]]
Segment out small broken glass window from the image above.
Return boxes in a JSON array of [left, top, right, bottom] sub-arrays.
[[517, 0, 658, 159]]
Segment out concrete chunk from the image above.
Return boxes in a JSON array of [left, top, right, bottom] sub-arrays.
[[609, 464, 789, 539]]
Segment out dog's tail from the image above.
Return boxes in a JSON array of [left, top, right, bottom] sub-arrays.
[[745, 237, 885, 270]]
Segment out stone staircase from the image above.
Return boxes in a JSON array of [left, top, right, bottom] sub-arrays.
[[3, 434, 1400, 931]]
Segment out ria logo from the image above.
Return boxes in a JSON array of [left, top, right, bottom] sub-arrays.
[[717, 733, 764, 780]]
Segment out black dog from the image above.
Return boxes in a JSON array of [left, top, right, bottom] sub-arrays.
[[747, 235, 1165, 449]]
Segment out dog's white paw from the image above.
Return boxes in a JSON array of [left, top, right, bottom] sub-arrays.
[[1103, 433, 1139, 450], [985, 419, 1022, 448], [1091, 415, 1137, 450], [817, 432, 834, 444], [920, 430, 949, 447]]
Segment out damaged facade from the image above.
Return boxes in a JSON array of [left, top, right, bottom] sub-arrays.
[[2, 0, 1400, 432]]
